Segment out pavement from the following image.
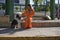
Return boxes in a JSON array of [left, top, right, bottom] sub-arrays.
[[0, 27, 60, 37]]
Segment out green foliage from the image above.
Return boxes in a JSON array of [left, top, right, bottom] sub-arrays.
[[38, 0, 43, 4], [33, 0, 50, 12], [36, 6, 42, 12], [15, 6, 19, 10], [33, 0, 42, 3], [34, 5, 50, 12], [46, 7, 50, 12], [33, 0, 43, 11], [2, 3, 6, 10]]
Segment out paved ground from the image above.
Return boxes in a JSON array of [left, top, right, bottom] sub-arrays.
[[0, 27, 60, 37]]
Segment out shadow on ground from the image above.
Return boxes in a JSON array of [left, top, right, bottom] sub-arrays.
[[0, 28, 29, 34]]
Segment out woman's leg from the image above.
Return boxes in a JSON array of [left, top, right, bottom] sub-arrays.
[[24, 18, 32, 28], [28, 19, 32, 28], [26, 19, 32, 28]]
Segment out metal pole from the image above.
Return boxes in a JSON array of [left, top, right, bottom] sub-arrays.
[[50, 0, 55, 20], [58, 0, 59, 19], [45, 0, 47, 16], [43, 0, 46, 16]]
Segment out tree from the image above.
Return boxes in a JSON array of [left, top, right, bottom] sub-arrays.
[[33, 0, 43, 11], [25, 0, 30, 9], [33, 0, 43, 5]]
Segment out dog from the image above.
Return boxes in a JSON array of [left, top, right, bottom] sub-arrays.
[[11, 14, 21, 29]]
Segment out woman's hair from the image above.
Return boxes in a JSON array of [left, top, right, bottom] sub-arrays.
[[25, 4, 32, 10], [27, 4, 32, 9]]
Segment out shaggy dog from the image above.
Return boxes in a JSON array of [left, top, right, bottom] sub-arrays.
[[11, 14, 21, 29]]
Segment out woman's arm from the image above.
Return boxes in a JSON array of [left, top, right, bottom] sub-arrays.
[[30, 9, 35, 17], [22, 10, 27, 16]]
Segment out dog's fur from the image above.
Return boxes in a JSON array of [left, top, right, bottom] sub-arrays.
[[11, 14, 21, 29]]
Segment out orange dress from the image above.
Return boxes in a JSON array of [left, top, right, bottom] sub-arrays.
[[22, 9, 35, 28]]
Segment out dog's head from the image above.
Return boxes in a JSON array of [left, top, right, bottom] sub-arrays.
[[16, 14, 21, 20]]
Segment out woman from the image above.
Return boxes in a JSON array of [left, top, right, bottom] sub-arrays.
[[22, 4, 35, 28]]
